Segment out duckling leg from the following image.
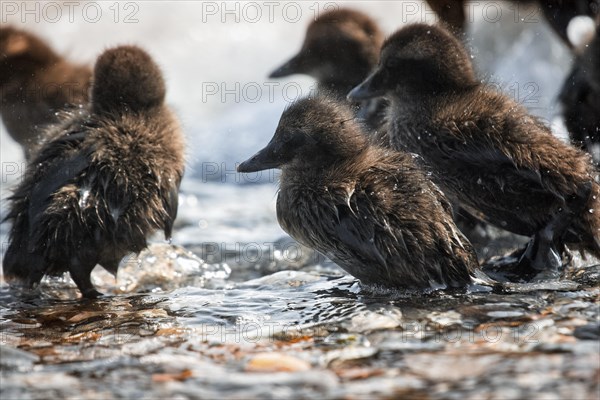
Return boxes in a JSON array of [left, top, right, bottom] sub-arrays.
[[518, 226, 564, 278], [69, 259, 103, 299], [518, 182, 592, 278], [3, 243, 46, 289], [99, 258, 121, 277], [25, 253, 47, 289]]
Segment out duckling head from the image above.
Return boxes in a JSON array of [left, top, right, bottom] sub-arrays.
[[269, 9, 383, 87], [91, 45, 166, 115], [348, 23, 477, 102], [238, 95, 367, 173], [0, 26, 59, 87]]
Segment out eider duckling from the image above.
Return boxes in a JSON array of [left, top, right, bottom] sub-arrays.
[[269, 8, 382, 98], [268, 8, 386, 133], [560, 23, 600, 164], [238, 95, 479, 290], [348, 23, 600, 276], [3, 45, 185, 298], [0, 26, 92, 159]]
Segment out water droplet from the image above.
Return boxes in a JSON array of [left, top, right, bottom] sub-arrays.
[[78, 189, 90, 208]]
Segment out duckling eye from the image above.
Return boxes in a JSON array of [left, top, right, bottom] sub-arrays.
[[281, 131, 299, 144], [294, 130, 317, 148], [386, 58, 402, 69], [301, 130, 318, 145], [279, 130, 308, 148]]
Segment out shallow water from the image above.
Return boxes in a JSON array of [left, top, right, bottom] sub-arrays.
[[1, 1, 599, 399], [1, 252, 598, 399]]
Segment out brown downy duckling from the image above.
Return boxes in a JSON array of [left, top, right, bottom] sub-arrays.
[[3, 45, 185, 298], [348, 23, 600, 277], [0, 26, 92, 159], [560, 23, 600, 164], [237, 95, 479, 290], [268, 8, 387, 134]]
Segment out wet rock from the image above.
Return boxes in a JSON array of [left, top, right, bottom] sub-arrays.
[[322, 346, 378, 368], [245, 352, 311, 372], [0, 345, 39, 372], [339, 307, 403, 333], [573, 323, 600, 341]]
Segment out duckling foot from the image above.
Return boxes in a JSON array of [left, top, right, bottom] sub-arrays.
[[516, 203, 578, 280], [69, 262, 103, 299], [516, 231, 563, 280], [516, 180, 593, 280], [482, 183, 591, 282], [480, 247, 523, 282], [82, 289, 104, 299]]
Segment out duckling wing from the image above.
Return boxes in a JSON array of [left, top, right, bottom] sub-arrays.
[[434, 133, 557, 197], [329, 185, 436, 286], [435, 102, 587, 197], [439, 141, 515, 166], [27, 132, 91, 233], [333, 201, 388, 269]]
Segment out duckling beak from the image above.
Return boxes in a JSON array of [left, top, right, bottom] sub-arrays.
[[347, 69, 386, 101], [269, 54, 304, 78], [238, 143, 282, 173]]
